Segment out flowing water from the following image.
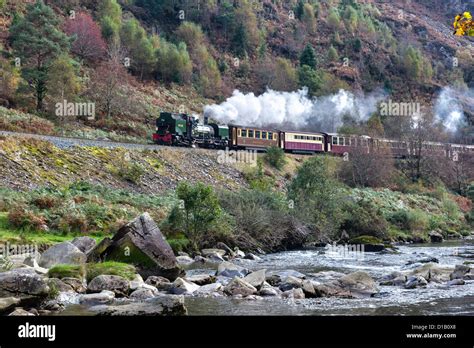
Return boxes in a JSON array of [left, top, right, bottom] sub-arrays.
[[185, 240, 474, 316]]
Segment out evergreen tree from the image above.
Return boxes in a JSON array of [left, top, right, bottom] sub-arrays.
[[295, 0, 305, 20], [328, 45, 339, 62], [10, 0, 71, 111], [232, 22, 249, 58], [300, 44, 317, 69], [298, 65, 322, 97], [99, 0, 122, 44]]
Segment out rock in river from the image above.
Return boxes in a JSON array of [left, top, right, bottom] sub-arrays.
[[217, 261, 249, 278], [91, 295, 187, 316], [88, 213, 182, 281], [224, 277, 257, 296], [71, 236, 97, 254], [87, 275, 130, 297], [39, 242, 86, 268], [243, 269, 266, 289], [170, 278, 200, 295], [0, 269, 50, 299]]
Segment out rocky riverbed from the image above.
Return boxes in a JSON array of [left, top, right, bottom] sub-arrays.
[[1, 213, 473, 316]]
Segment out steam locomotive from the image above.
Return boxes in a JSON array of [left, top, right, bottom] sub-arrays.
[[152, 112, 474, 158]]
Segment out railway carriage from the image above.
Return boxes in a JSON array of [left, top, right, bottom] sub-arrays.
[[229, 125, 279, 150], [280, 131, 326, 153], [327, 133, 370, 155]]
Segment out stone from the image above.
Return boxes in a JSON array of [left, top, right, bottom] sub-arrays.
[[266, 270, 306, 286], [185, 274, 215, 286], [244, 253, 262, 261], [0, 297, 21, 314], [450, 264, 470, 280], [224, 277, 257, 296], [302, 280, 316, 297], [89, 213, 182, 280], [71, 236, 96, 254], [170, 278, 200, 295], [406, 257, 439, 265], [87, 275, 130, 296], [0, 270, 50, 299], [233, 249, 246, 258], [86, 238, 113, 263], [47, 278, 74, 293], [282, 288, 305, 299], [8, 308, 36, 316], [216, 242, 234, 256], [129, 287, 159, 300], [447, 279, 465, 286], [194, 283, 223, 296], [79, 290, 115, 306], [39, 242, 86, 268], [62, 278, 87, 293], [404, 276, 428, 289], [176, 255, 194, 266], [201, 249, 226, 258], [243, 269, 266, 289], [217, 261, 249, 278], [279, 276, 303, 292], [91, 295, 187, 316], [206, 253, 225, 263], [380, 271, 407, 286], [337, 272, 379, 297], [428, 231, 444, 243], [258, 283, 280, 297], [409, 263, 452, 283]]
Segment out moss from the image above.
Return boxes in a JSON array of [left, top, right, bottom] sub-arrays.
[[48, 264, 86, 280], [167, 237, 190, 253], [86, 261, 136, 282], [348, 235, 383, 245]]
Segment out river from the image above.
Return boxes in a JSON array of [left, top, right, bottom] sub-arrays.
[[184, 240, 474, 315]]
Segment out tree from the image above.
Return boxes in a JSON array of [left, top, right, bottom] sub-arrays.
[[10, 0, 71, 111], [298, 65, 322, 97], [302, 3, 316, 34], [155, 38, 192, 84], [327, 9, 341, 30], [0, 57, 20, 105], [288, 156, 345, 237], [272, 58, 298, 91], [120, 19, 156, 79], [343, 5, 359, 33], [265, 146, 287, 170], [327, 45, 339, 62], [232, 22, 249, 58], [98, 0, 122, 44], [176, 182, 222, 251], [64, 12, 106, 62], [46, 55, 81, 105], [295, 0, 304, 20], [300, 44, 317, 69]]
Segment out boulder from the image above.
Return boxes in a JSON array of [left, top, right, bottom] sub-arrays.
[[0, 297, 21, 314], [406, 257, 439, 265], [47, 278, 74, 293], [216, 242, 234, 256], [0, 270, 50, 299], [279, 276, 303, 292], [62, 278, 87, 293], [194, 283, 223, 296], [176, 255, 194, 266], [87, 275, 130, 296], [409, 263, 452, 283], [71, 236, 97, 254], [91, 295, 187, 316], [224, 277, 257, 296], [8, 308, 36, 316], [428, 231, 444, 243], [450, 264, 470, 280], [206, 253, 225, 263], [79, 290, 115, 306], [243, 269, 266, 289], [379, 271, 407, 286], [170, 278, 200, 295], [145, 276, 172, 291], [337, 272, 379, 298], [39, 242, 86, 268], [258, 283, 280, 297], [89, 213, 182, 280], [217, 261, 249, 278], [447, 279, 465, 286], [185, 274, 215, 286], [282, 288, 305, 299], [86, 238, 113, 263], [404, 276, 428, 289], [302, 280, 316, 298], [201, 249, 226, 258], [129, 287, 159, 300], [244, 253, 262, 261], [266, 270, 306, 286], [233, 248, 246, 258]]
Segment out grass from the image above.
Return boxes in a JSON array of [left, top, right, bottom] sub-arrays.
[[48, 264, 86, 279], [85, 261, 136, 282]]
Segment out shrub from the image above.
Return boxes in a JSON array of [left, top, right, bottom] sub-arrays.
[[348, 235, 383, 245], [341, 200, 389, 239], [8, 207, 46, 231], [114, 162, 145, 184], [265, 146, 286, 170]]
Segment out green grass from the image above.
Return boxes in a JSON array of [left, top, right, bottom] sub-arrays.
[[85, 261, 136, 282], [48, 264, 86, 279]]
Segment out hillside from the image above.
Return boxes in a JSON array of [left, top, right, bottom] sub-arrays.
[[0, 0, 473, 143]]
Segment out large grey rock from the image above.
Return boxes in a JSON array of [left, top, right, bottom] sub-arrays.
[[266, 270, 306, 286], [0, 297, 21, 314], [447, 279, 465, 286], [243, 269, 266, 288], [337, 272, 379, 297], [170, 277, 200, 295], [71, 236, 96, 254], [145, 276, 172, 291], [224, 277, 257, 296], [429, 231, 444, 243], [302, 280, 316, 298], [450, 264, 470, 280], [8, 308, 36, 316], [79, 290, 115, 306], [39, 242, 86, 268], [185, 274, 215, 286], [217, 261, 249, 278], [258, 283, 280, 297], [409, 263, 452, 283], [194, 283, 223, 296], [404, 276, 428, 289], [176, 255, 194, 266], [87, 275, 130, 296], [89, 213, 182, 280], [130, 287, 159, 300], [279, 276, 303, 292], [62, 277, 87, 293], [91, 295, 187, 316], [201, 249, 226, 258], [0, 270, 50, 298]]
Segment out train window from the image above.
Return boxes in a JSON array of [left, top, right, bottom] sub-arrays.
[[255, 131, 261, 139], [262, 131, 267, 139], [332, 137, 337, 145], [273, 133, 277, 140], [241, 129, 247, 137], [268, 132, 272, 140], [248, 130, 254, 138], [295, 135, 300, 140], [338, 137, 344, 146], [238, 129, 242, 137]]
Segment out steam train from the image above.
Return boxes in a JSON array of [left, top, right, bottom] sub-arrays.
[[152, 112, 474, 158]]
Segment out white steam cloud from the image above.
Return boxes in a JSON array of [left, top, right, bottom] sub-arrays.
[[204, 88, 385, 133], [434, 86, 472, 133]]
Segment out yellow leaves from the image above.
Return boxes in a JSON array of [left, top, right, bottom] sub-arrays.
[[453, 12, 474, 36]]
